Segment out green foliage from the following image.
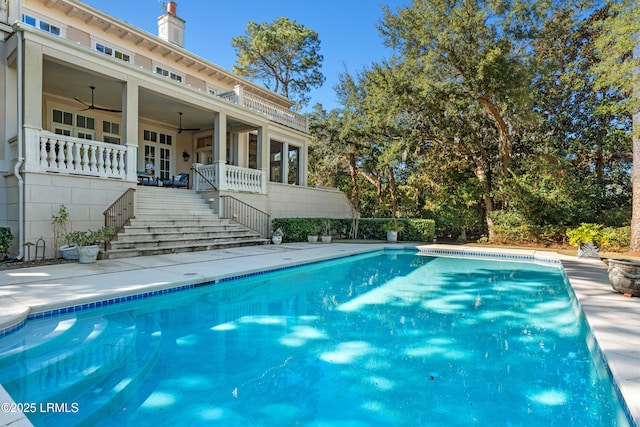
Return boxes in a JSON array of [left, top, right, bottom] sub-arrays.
[[65, 227, 115, 247], [382, 220, 405, 232], [599, 226, 630, 252], [0, 227, 13, 259], [490, 210, 566, 245], [232, 17, 325, 108], [51, 205, 69, 250], [271, 218, 435, 242], [566, 223, 607, 247]]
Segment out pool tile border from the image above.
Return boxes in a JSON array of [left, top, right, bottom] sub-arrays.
[[417, 246, 562, 266]]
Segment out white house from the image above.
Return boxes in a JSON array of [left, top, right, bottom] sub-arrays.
[[0, 0, 353, 259]]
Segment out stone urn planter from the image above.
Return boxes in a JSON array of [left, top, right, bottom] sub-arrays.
[[386, 230, 398, 243], [78, 245, 100, 264], [307, 235, 318, 243], [59, 244, 78, 260], [607, 259, 640, 297]]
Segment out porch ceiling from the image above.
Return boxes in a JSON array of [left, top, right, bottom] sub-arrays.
[[42, 59, 255, 132]]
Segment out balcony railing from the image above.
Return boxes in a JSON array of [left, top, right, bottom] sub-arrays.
[[39, 132, 127, 179], [193, 163, 266, 194], [218, 85, 308, 133]]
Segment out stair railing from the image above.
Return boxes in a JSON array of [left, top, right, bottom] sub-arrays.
[[192, 166, 218, 191], [219, 195, 270, 238], [103, 188, 136, 248]]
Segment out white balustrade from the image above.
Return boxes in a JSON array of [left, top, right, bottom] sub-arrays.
[[38, 132, 127, 179], [225, 165, 264, 193], [217, 86, 308, 133], [193, 163, 265, 194]]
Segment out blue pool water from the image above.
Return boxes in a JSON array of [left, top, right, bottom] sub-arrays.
[[0, 251, 631, 426]]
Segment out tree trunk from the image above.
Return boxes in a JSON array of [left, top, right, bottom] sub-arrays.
[[349, 150, 360, 213], [631, 42, 640, 253], [478, 96, 511, 175], [388, 167, 398, 219], [631, 109, 640, 252]]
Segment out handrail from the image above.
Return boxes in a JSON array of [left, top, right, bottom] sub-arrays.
[[103, 188, 135, 248], [219, 195, 270, 238], [192, 166, 218, 191]]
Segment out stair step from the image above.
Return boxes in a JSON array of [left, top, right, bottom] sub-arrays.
[[102, 238, 269, 259], [102, 188, 268, 259]]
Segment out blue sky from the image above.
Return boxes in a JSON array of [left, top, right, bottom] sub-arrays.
[[81, 0, 409, 112]]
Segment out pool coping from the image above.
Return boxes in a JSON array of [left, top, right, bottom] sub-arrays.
[[0, 243, 638, 426]]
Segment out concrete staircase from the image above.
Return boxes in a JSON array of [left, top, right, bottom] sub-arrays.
[[102, 186, 268, 259]]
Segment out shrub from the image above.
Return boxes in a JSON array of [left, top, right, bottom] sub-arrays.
[[0, 227, 13, 259], [271, 218, 435, 242], [566, 223, 606, 247], [600, 226, 630, 252]]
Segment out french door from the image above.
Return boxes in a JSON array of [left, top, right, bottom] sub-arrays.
[[143, 129, 173, 180]]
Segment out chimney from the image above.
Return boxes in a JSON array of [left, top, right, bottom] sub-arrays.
[[158, 1, 185, 48]]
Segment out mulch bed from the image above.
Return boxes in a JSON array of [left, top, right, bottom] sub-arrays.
[[0, 258, 75, 271]]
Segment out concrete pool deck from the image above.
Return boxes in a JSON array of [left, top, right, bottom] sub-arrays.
[[0, 243, 638, 426]]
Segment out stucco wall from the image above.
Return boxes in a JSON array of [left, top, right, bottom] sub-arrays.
[[211, 183, 354, 219], [21, 173, 135, 259]]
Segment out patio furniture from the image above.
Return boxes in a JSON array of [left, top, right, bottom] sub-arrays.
[[137, 171, 158, 186], [163, 173, 189, 188]]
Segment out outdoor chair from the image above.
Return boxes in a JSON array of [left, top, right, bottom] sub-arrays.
[[163, 173, 189, 188]]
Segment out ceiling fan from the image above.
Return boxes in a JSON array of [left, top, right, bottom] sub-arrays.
[[75, 86, 122, 113], [176, 112, 200, 134]]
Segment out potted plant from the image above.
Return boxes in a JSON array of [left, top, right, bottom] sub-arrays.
[[566, 223, 608, 258], [307, 221, 320, 243], [51, 205, 77, 260], [321, 219, 332, 243], [64, 227, 115, 264], [272, 228, 283, 245], [383, 220, 405, 243]]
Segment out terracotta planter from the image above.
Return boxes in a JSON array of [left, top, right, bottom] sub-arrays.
[[607, 259, 640, 297]]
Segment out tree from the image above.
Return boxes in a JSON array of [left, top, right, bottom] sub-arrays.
[[590, 0, 640, 250], [232, 17, 325, 109], [378, 0, 542, 239]]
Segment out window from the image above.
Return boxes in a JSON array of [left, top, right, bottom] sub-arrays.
[[248, 134, 258, 169], [288, 145, 300, 185], [52, 109, 95, 139], [155, 66, 183, 83], [40, 21, 61, 36], [103, 120, 121, 144], [95, 43, 131, 63], [270, 140, 283, 183], [22, 14, 61, 36], [21, 14, 36, 26]]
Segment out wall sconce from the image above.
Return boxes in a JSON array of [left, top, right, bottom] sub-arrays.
[[182, 151, 190, 162]]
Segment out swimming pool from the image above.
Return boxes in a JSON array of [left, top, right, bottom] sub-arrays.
[[0, 250, 631, 426]]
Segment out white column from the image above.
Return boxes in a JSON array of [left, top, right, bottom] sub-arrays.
[[282, 141, 289, 185], [214, 111, 227, 190], [22, 40, 43, 172], [301, 142, 309, 186], [123, 78, 139, 181], [257, 124, 268, 193]]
